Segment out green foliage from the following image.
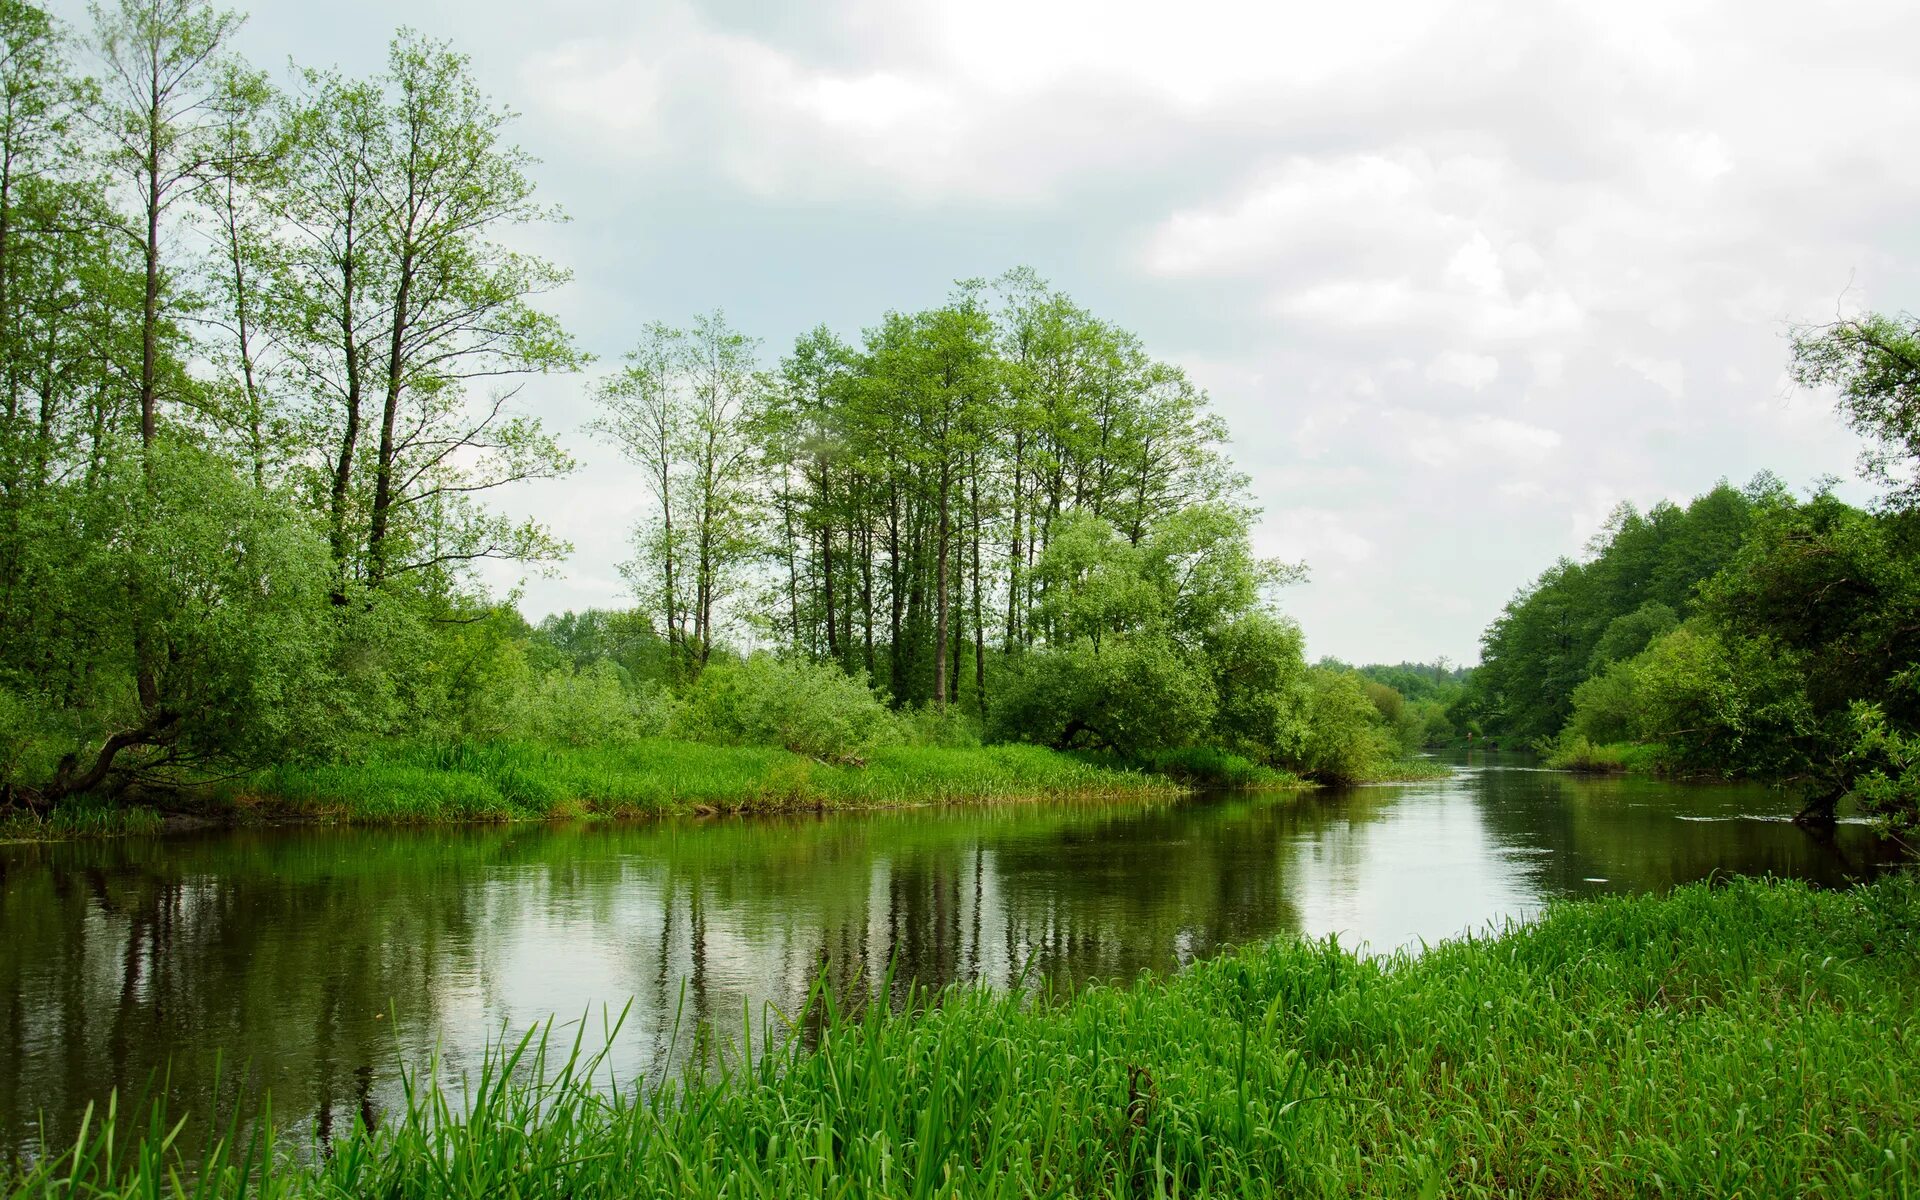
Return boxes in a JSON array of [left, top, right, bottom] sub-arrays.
[[1473, 480, 1768, 743], [1293, 667, 1393, 783], [1792, 312, 1920, 506], [1587, 600, 1678, 671], [671, 655, 901, 763], [990, 636, 1217, 760], [1838, 696, 1920, 835], [513, 661, 672, 747], [21, 875, 1920, 1198], [0, 0, 1392, 813], [254, 738, 1167, 823], [1206, 613, 1311, 761], [1141, 746, 1302, 788]]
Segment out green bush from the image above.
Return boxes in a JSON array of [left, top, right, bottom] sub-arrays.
[[1205, 614, 1311, 762], [989, 636, 1215, 759], [513, 661, 672, 746], [671, 655, 900, 762], [895, 703, 984, 748], [1291, 667, 1390, 783], [1143, 746, 1299, 787]]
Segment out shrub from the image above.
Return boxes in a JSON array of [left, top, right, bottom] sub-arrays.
[[1289, 667, 1390, 783], [671, 656, 900, 762], [514, 661, 671, 746], [1205, 614, 1311, 762], [989, 636, 1215, 760], [895, 703, 984, 748]]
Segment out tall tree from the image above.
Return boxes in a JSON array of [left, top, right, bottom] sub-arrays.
[[271, 32, 581, 593], [90, 0, 241, 452]]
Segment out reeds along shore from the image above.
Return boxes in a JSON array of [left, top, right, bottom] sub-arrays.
[[12, 873, 1918, 1198]]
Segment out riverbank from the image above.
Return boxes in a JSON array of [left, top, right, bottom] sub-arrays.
[[12, 872, 1914, 1197], [2, 739, 1328, 842]]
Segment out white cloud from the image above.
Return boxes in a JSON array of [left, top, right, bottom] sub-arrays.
[[1425, 350, 1501, 392], [1391, 411, 1563, 469], [1618, 353, 1687, 400]]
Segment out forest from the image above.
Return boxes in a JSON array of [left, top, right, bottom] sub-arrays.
[[0, 1, 1431, 828]]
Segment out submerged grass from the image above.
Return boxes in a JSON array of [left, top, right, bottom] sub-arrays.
[[13, 873, 1919, 1197], [0, 796, 164, 841], [244, 739, 1176, 825]]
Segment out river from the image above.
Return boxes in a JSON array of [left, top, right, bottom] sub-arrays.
[[0, 753, 1903, 1158]]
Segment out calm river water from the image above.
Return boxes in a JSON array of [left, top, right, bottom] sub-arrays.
[[0, 754, 1904, 1156]]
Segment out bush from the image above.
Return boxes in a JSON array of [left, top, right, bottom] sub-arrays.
[[1567, 657, 1644, 745], [513, 661, 671, 746], [1143, 746, 1298, 787], [1290, 667, 1390, 783], [0, 682, 77, 800], [895, 703, 984, 748], [671, 656, 900, 762], [990, 636, 1215, 760], [1205, 614, 1311, 762]]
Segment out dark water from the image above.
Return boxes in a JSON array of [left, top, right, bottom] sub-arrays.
[[0, 755, 1904, 1156]]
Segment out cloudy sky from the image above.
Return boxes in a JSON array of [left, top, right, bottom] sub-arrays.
[[81, 0, 1920, 663]]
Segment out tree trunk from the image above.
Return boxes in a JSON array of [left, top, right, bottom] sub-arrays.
[[934, 458, 951, 711], [366, 247, 415, 586]]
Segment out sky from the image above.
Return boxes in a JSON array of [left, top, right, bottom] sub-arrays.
[[61, 0, 1920, 664]]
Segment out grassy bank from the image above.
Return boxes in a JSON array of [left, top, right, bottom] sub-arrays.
[[5, 739, 1332, 841], [14, 873, 1917, 1197], [241, 739, 1184, 824]]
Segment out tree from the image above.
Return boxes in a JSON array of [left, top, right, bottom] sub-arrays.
[[593, 312, 762, 675], [1792, 312, 1920, 508], [271, 32, 580, 593], [90, 0, 242, 452]]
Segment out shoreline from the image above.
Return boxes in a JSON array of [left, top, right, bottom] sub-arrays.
[[1, 739, 1353, 844]]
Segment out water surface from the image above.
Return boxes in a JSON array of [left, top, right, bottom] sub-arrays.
[[0, 754, 1902, 1156]]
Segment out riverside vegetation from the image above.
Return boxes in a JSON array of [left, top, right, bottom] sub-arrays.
[[10, 873, 1919, 1197], [0, 2, 1434, 837], [0, 0, 1916, 1196]]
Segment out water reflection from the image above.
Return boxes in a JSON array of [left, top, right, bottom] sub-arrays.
[[0, 755, 1903, 1157]]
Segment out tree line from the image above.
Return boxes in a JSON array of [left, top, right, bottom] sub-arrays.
[[592, 272, 1248, 711], [0, 0, 581, 804]]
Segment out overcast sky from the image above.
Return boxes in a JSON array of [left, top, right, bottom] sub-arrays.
[[65, 0, 1920, 664]]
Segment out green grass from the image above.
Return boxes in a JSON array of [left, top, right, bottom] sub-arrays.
[[1544, 736, 1669, 775], [1346, 756, 1454, 783], [13, 873, 1918, 1197], [243, 738, 1177, 825], [1139, 746, 1309, 789]]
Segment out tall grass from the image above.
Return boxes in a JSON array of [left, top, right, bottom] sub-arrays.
[[13, 874, 1918, 1197], [1544, 735, 1668, 774], [247, 738, 1176, 824]]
